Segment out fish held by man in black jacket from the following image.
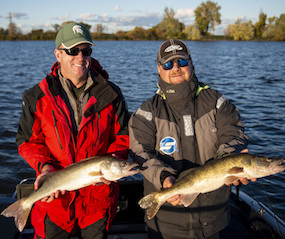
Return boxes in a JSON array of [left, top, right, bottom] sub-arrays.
[[138, 153, 285, 220]]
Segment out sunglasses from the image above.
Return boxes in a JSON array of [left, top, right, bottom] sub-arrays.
[[58, 47, 92, 56], [162, 59, 189, 70]]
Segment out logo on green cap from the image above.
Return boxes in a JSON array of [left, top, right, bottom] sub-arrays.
[[72, 25, 84, 35]]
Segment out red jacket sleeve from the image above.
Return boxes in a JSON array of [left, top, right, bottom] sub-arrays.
[[16, 85, 58, 174], [106, 82, 130, 160]]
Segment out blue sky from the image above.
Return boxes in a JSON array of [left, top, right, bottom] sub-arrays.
[[0, 0, 284, 35]]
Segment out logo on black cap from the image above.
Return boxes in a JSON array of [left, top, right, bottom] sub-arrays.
[[165, 44, 183, 52]]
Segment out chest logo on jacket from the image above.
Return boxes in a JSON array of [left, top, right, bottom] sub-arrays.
[[160, 136, 177, 155]]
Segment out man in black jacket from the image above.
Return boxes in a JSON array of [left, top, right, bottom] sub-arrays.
[[129, 39, 254, 239]]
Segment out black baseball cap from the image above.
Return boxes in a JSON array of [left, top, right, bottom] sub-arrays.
[[157, 39, 191, 65]]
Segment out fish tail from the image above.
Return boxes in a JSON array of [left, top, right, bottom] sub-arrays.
[[138, 192, 163, 220], [1, 198, 31, 232]]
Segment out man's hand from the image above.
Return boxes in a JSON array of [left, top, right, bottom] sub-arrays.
[[93, 177, 116, 186], [163, 176, 181, 206], [34, 164, 66, 203], [92, 154, 118, 186], [231, 177, 257, 186]]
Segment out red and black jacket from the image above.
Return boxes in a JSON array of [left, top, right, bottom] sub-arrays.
[[16, 58, 129, 172], [16, 58, 130, 231]]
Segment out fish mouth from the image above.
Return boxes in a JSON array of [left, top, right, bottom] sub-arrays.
[[275, 159, 285, 166], [126, 163, 140, 175], [279, 159, 285, 167], [273, 159, 285, 173]]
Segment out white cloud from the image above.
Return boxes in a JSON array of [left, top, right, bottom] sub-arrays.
[[31, 22, 52, 29], [174, 8, 195, 26], [8, 12, 28, 20], [17, 23, 24, 28], [175, 8, 195, 19], [52, 14, 70, 21], [98, 13, 111, 22], [96, 12, 161, 28], [78, 13, 96, 21], [44, 22, 53, 28], [114, 6, 122, 12], [235, 15, 247, 22]]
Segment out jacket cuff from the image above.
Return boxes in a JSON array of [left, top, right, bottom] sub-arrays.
[[37, 162, 54, 174], [160, 171, 178, 185]]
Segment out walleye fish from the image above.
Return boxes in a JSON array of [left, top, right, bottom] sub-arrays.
[[139, 153, 285, 220], [1, 156, 139, 232]]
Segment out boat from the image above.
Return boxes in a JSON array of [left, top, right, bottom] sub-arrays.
[[0, 175, 284, 239]]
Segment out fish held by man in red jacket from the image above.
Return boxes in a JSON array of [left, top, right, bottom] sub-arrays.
[[1, 156, 139, 232]]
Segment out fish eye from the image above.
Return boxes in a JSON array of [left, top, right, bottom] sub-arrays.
[[121, 162, 127, 167]]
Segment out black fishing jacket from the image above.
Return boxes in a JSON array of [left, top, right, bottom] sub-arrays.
[[129, 73, 248, 238]]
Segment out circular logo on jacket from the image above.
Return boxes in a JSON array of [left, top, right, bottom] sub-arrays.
[[160, 137, 177, 155]]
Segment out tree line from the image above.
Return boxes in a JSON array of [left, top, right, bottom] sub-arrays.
[[1, 1, 284, 41]]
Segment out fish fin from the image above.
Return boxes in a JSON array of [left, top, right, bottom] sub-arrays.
[[88, 171, 103, 176], [1, 198, 31, 232], [138, 192, 163, 220], [181, 193, 199, 207], [227, 167, 243, 174], [146, 202, 162, 220], [177, 168, 196, 181], [224, 176, 239, 184], [138, 192, 156, 209]]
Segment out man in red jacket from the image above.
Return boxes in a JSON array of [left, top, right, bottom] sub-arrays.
[[16, 22, 130, 239]]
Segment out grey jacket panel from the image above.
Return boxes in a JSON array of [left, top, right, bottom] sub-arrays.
[[129, 103, 177, 190], [195, 88, 248, 164]]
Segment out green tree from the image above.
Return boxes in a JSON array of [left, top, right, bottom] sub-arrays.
[[157, 7, 184, 39], [53, 24, 61, 32], [95, 24, 106, 33], [183, 24, 202, 40], [0, 28, 8, 40], [268, 16, 277, 25], [153, 24, 166, 40], [7, 13, 22, 40], [226, 20, 255, 40], [194, 1, 221, 36], [145, 27, 159, 40], [275, 14, 285, 39], [263, 14, 285, 41], [127, 26, 146, 40], [115, 30, 128, 40], [254, 11, 267, 39], [29, 29, 44, 40]]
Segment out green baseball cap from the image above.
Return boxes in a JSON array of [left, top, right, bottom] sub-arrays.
[[55, 22, 95, 49]]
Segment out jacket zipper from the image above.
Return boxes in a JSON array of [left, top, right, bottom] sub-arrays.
[[52, 111, 64, 149], [46, 76, 76, 156], [95, 112, 100, 147]]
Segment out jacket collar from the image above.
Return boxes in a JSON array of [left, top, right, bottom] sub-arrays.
[[46, 59, 117, 114], [157, 72, 199, 103]]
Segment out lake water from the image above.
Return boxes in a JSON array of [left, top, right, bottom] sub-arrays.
[[0, 40, 284, 221]]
